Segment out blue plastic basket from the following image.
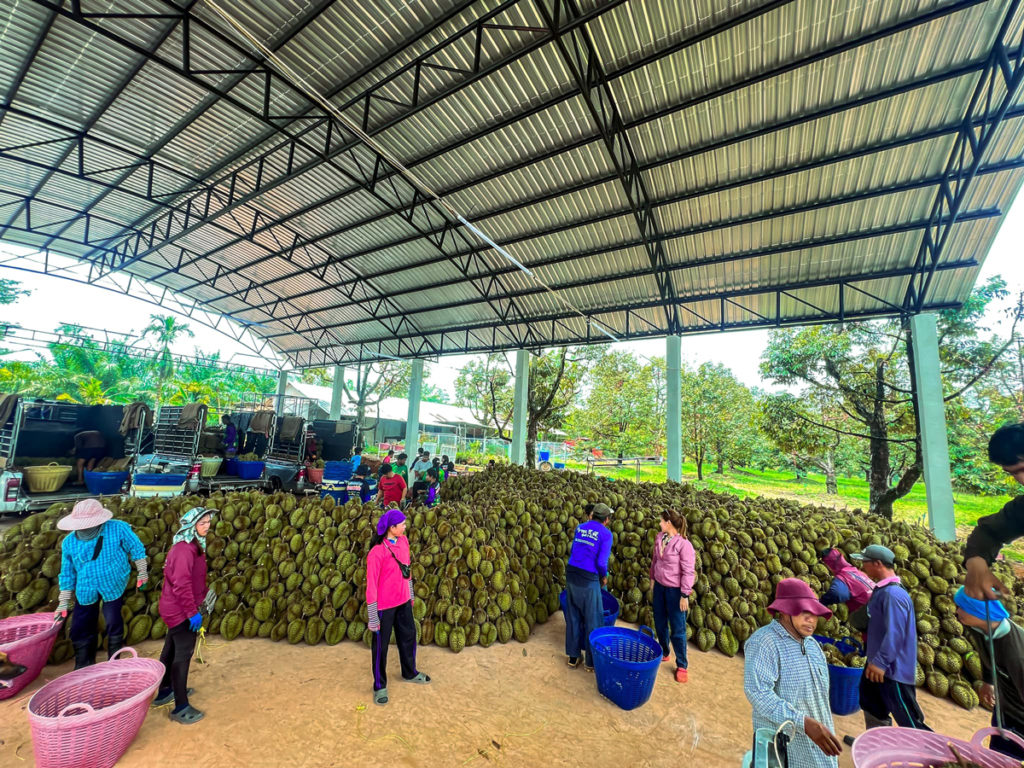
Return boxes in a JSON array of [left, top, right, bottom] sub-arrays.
[[236, 460, 265, 480], [320, 488, 349, 505], [133, 473, 187, 486], [539, 450, 551, 462], [814, 634, 865, 716], [559, 589, 620, 627], [553, 462, 565, 469], [323, 461, 353, 481], [589, 625, 662, 710], [225, 457, 238, 476], [83, 470, 128, 495]]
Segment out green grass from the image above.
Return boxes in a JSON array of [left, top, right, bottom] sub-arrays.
[[565, 459, 1018, 553]]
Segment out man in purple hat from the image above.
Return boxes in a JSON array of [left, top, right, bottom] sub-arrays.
[[744, 578, 843, 768], [54, 499, 149, 669]]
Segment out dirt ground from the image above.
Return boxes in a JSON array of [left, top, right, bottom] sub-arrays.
[[0, 614, 991, 768]]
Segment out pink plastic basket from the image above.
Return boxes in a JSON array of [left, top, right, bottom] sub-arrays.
[[0, 613, 62, 700], [27, 647, 164, 768], [853, 726, 1024, 768]]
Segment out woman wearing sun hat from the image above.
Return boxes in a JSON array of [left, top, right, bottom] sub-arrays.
[[54, 499, 149, 669], [743, 578, 843, 768], [366, 507, 430, 706], [155, 506, 216, 725]]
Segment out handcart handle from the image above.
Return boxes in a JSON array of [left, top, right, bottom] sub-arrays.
[[108, 647, 138, 661], [971, 727, 1024, 752], [58, 702, 96, 719]]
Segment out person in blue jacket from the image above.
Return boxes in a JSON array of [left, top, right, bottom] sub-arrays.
[[564, 502, 613, 670], [852, 544, 929, 731]]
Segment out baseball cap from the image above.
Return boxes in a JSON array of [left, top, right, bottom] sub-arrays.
[[591, 503, 612, 521], [850, 544, 896, 567]]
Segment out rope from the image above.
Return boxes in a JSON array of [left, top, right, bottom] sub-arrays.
[[458, 719, 549, 766]]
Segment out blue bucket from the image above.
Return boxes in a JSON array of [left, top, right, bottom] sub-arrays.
[[84, 470, 128, 495], [589, 625, 662, 710], [320, 488, 349, 505], [553, 462, 565, 469], [539, 450, 551, 462], [558, 588, 619, 627], [814, 634, 865, 715], [225, 458, 238, 476], [236, 461, 265, 480]]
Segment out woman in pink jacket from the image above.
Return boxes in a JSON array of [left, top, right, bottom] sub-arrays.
[[367, 508, 430, 706], [649, 510, 696, 683], [155, 506, 214, 725]]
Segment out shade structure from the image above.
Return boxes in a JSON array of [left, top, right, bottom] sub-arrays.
[[1, 0, 1024, 365]]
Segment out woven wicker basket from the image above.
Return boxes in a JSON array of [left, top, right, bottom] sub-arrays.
[[23, 463, 73, 493], [200, 456, 222, 478]]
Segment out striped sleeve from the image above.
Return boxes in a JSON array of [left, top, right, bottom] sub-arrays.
[[367, 602, 379, 628]]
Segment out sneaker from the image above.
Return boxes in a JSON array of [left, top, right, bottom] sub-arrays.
[[567, 656, 580, 668], [675, 668, 688, 683], [662, 655, 671, 663]]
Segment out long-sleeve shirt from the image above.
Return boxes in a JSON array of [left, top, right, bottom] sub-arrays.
[[864, 577, 917, 685], [820, 578, 851, 606], [58, 520, 146, 604], [965, 496, 1024, 563], [566, 520, 612, 579], [159, 540, 207, 629], [366, 537, 415, 628], [649, 532, 696, 594], [744, 621, 838, 768], [971, 620, 1024, 733]]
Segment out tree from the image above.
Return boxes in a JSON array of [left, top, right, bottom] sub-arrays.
[[568, 351, 663, 458], [523, 348, 594, 465], [455, 354, 515, 439], [679, 362, 751, 480], [341, 362, 411, 447], [760, 277, 1021, 517], [141, 314, 194, 405], [0, 279, 29, 307]]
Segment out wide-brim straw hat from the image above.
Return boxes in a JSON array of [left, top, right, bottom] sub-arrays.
[[57, 499, 113, 531]]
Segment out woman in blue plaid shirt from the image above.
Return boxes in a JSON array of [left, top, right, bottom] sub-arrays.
[[54, 499, 149, 669]]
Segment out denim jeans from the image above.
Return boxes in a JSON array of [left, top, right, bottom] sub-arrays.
[[565, 578, 603, 666], [652, 581, 688, 669]]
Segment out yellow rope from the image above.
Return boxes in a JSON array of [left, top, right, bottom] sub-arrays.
[[459, 719, 548, 765]]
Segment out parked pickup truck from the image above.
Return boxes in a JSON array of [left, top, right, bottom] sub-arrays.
[[0, 400, 142, 515]]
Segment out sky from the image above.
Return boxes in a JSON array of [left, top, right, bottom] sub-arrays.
[[1, 194, 1024, 394]]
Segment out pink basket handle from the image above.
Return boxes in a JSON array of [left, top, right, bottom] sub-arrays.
[[57, 702, 96, 719], [108, 647, 138, 661], [971, 727, 1024, 753]]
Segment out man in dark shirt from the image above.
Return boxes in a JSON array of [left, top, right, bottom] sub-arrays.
[[954, 586, 1024, 759], [965, 424, 1024, 601], [73, 430, 107, 484]]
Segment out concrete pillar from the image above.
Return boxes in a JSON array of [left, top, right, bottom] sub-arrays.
[[909, 313, 956, 542], [666, 335, 682, 483], [405, 359, 424, 455], [275, 369, 288, 415], [511, 349, 529, 465], [329, 365, 345, 420]]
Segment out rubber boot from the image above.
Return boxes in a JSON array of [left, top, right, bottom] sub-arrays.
[[863, 711, 892, 730], [73, 638, 97, 670], [106, 634, 124, 661]]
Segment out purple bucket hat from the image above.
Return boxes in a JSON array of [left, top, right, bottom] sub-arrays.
[[768, 578, 832, 618]]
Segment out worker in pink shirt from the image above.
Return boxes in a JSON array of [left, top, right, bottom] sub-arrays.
[[649, 509, 696, 683], [366, 508, 430, 705]]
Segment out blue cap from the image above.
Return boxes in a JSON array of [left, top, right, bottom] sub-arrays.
[[850, 544, 896, 567], [953, 586, 1010, 622]]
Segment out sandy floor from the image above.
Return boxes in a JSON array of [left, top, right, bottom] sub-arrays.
[[0, 615, 991, 768]]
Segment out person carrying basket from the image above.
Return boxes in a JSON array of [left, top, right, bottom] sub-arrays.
[[367, 508, 430, 706], [53, 499, 149, 669], [155, 506, 216, 724], [649, 510, 695, 683]]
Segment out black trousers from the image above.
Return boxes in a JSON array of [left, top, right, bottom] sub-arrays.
[[159, 619, 197, 710], [69, 595, 124, 668], [371, 601, 417, 691], [989, 714, 1024, 759], [860, 676, 931, 730]]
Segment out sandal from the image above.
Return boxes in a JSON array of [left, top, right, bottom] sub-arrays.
[[169, 705, 204, 724], [402, 672, 431, 684], [567, 657, 580, 668], [153, 688, 194, 707], [374, 687, 389, 706]]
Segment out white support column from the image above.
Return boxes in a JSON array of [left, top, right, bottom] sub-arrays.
[[511, 349, 529, 465], [275, 370, 288, 415], [405, 359, 424, 455], [666, 335, 682, 483], [909, 313, 956, 542], [329, 365, 345, 420]]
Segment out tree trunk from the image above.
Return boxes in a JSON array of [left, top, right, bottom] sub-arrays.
[[824, 457, 838, 495], [695, 450, 704, 480], [716, 454, 724, 474], [525, 420, 538, 466]]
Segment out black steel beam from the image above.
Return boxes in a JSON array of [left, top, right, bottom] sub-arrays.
[[535, 0, 678, 331], [904, 0, 1024, 311], [166, 0, 986, 299]]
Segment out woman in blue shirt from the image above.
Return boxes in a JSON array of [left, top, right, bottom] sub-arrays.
[[54, 499, 149, 669]]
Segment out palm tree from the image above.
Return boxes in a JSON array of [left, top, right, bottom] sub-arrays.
[[141, 314, 194, 406]]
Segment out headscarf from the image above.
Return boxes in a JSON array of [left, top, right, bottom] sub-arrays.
[[954, 585, 1010, 622], [173, 506, 215, 551], [376, 508, 406, 537]]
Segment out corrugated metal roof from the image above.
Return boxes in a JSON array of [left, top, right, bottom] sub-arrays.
[[0, 0, 1023, 365]]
